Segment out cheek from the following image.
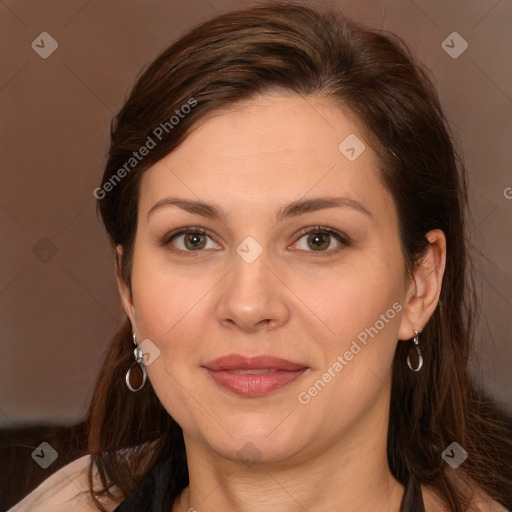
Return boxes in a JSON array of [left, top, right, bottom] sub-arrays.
[[297, 255, 403, 349], [129, 257, 215, 425], [130, 249, 215, 341], [295, 272, 402, 421], [306, 268, 403, 412]]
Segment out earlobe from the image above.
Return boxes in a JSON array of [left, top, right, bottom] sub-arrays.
[[115, 244, 137, 328], [398, 229, 446, 341]]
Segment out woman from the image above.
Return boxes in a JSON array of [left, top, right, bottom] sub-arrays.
[[10, 2, 512, 511]]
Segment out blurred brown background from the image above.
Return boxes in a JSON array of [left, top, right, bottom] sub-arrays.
[[1, 0, 511, 431]]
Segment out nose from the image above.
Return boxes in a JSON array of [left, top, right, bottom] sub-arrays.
[[215, 247, 291, 333]]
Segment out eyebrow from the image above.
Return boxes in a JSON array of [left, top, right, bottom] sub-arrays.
[[147, 196, 373, 222]]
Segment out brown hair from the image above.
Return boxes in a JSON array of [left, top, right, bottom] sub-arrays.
[[86, 2, 512, 510]]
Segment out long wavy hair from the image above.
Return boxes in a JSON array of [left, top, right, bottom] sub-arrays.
[[85, 2, 512, 510]]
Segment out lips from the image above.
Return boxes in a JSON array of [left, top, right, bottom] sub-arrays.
[[203, 354, 307, 372], [202, 354, 309, 397]]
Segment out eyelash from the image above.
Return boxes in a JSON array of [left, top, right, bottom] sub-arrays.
[[161, 226, 350, 257]]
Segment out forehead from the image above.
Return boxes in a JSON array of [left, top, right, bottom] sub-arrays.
[[138, 93, 395, 224]]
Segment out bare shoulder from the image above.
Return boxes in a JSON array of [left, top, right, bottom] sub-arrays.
[[8, 453, 124, 512], [421, 483, 510, 512], [469, 488, 510, 512]]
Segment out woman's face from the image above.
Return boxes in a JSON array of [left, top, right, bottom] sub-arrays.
[[120, 93, 415, 465]]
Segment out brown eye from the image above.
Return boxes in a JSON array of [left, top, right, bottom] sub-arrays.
[[306, 232, 330, 251], [294, 226, 349, 255], [164, 227, 220, 253], [183, 232, 207, 250]]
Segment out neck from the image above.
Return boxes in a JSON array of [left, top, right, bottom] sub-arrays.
[[174, 387, 404, 512]]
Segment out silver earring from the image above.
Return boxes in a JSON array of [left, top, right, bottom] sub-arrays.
[[407, 329, 423, 372], [125, 333, 147, 392]]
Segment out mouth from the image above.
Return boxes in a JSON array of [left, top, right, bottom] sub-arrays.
[[222, 368, 281, 374], [202, 354, 309, 397]]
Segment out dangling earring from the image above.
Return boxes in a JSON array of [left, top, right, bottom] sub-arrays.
[[125, 333, 147, 392], [407, 329, 423, 372]]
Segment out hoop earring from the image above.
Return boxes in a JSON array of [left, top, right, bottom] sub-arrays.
[[407, 329, 423, 372], [125, 333, 147, 392]]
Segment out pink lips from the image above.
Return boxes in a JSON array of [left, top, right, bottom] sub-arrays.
[[203, 354, 308, 397]]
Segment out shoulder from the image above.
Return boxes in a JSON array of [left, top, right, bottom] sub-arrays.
[[421, 483, 510, 512], [469, 489, 510, 512], [8, 453, 124, 512]]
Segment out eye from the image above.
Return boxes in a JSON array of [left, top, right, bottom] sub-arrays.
[[163, 227, 220, 253], [162, 225, 350, 256], [293, 226, 349, 255]]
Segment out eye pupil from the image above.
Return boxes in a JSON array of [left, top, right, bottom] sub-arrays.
[[185, 233, 206, 250], [308, 233, 329, 250]]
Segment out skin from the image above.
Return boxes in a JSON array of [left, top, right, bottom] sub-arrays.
[[116, 93, 447, 512]]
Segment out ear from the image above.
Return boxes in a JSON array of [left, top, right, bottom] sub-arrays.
[[398, 229, 447, 340], [115, 245, 137, 330]]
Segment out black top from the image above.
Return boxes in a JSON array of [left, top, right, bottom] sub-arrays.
[[113, 457, 425, 512]]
